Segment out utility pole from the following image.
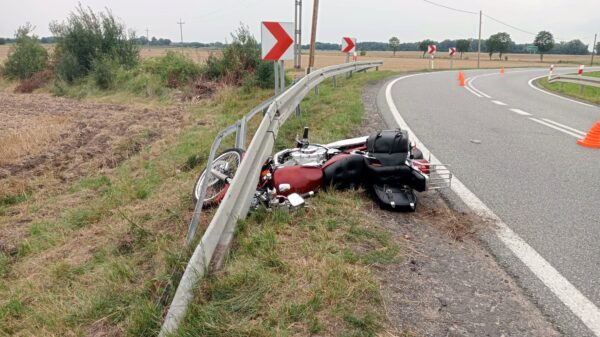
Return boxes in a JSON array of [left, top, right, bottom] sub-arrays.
[[308, 0, 319, 73], [477, 10, 482, 69], [145, 28, 150, 49], [294, 0, 303, 69], [591, 33, 597, 66], [177, 19, 185, 49]]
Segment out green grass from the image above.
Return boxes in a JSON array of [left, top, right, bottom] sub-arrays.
[[539, 71, 600, 105], [0, 68, 396, 336], [174, 70, 399, 337]]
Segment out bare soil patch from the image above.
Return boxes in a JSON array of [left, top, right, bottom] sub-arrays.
[[0, 91, 185, 196]]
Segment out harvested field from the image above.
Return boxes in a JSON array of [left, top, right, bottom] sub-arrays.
[[0, 91, 185, 197], [0, 44, 592, 73]]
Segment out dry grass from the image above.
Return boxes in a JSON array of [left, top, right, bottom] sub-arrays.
[[0, 45, 591, 74], [0, 115, 71, 166]]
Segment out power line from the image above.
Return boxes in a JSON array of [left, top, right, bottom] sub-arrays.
[[420, 0, 478, 15], [483, 14, 535, 36]]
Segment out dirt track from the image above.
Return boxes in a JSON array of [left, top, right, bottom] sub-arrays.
[[0, 91, 185, 196]]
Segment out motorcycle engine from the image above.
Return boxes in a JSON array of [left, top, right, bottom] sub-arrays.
[[285, 145, 327, 166]]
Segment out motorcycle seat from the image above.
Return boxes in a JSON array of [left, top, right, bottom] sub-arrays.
[[322, 154, 366, 190]]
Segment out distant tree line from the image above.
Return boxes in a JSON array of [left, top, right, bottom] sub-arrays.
[[1, 33, 592, 56]]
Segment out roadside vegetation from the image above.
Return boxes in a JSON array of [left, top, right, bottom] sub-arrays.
[[0, 5, 276, 100], [175, 70, 397, 337], [538, 71, 600, 105]]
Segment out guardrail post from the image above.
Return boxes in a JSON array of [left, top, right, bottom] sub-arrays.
[[295, 104, 301, 117], [314, 84, 319, 96], [235, 117, 247, 150], [332, 75, 337, 88]]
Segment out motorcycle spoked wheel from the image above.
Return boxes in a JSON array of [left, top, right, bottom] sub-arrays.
[[193, 148, 245, 207]]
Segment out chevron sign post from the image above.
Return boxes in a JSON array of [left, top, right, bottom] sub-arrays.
[[261, 21, 294, 94], [342, 37, 357, 64], [428, 44, 437, 70], [449, 47, 456, 69]]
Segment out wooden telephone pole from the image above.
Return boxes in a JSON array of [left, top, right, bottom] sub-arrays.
[[308, 0, 319, 72]]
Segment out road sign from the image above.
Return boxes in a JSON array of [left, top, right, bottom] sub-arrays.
[[261, 21, 294, 61], [428, 44, 437, 54], [526, 45, 538, 54], [578, 65, 585, 75], [449, 47, 456, 57], [342, 37, 356, 53]]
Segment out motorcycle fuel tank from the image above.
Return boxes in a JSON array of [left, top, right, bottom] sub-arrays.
[[272, 166, 323, 196]]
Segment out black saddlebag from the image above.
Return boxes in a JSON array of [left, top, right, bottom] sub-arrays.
[[372, 185, 417, 212]]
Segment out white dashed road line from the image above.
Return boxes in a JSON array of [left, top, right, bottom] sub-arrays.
[[529, 118, 584, 139], [541, 118, 587, 136], [492, 100, 507, 106], [509, 108, 532, 116]]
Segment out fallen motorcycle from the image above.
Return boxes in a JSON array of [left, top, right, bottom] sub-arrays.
[[193, 128, 451, 211]]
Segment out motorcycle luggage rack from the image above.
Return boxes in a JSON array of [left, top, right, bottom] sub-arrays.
[[425, 163, 453, 190]]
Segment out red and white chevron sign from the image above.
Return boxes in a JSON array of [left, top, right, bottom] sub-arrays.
[[261, 21, 294, 61], [428, 44, 437, 54], [342, 37, 356, 53], [449, 47, 456, 56]]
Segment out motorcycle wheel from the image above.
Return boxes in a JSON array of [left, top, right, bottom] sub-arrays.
[[193, 148, 244, 207]]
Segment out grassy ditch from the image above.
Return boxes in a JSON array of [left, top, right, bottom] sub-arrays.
[[174, 70, 399, 337], [0, 69, 395, 336], [538, 71, 600, 105]]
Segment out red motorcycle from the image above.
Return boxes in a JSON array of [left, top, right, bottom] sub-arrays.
[[193, 128, 451, 211]]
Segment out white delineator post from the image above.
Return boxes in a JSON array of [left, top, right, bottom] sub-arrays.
[[548, 64, 554, 80], [578, 64, 585, 94]]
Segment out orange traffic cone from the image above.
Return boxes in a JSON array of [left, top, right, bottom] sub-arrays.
[[577, 122, 600, 148], [458, 71, 465, 86], [500, 67, 505, 75]]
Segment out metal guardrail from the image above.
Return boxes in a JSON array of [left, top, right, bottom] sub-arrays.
[[548, 74, 600, 88], [159, 60, 383, 336]]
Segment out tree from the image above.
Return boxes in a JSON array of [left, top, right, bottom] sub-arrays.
[[533, 31, 554, 62], [596, 42, 600, 58], [2, 23, 48, 80], [486, 32, 512, 60], [50, 5, 139, 82], [389, 37, 400, 56], [418, 39, 435, 58], [0, 38, 5, 45], [455, 39, 470, 59]]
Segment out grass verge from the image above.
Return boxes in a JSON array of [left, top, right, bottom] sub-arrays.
[[174, 70, 399, 336], [538, 71, 600, 105]]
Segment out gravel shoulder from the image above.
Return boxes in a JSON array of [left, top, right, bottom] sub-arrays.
[[359, 78, 561, 337]]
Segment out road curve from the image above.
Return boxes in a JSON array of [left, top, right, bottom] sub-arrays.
[[378, 67, 600, 337]]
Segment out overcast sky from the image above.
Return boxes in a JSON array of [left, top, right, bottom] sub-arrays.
[[2, 0, 598, 46]]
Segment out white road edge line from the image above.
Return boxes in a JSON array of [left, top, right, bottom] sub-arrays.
[[464, 82, 483, 98], [509, 108, 532, 116], [527, 75, 594, 108], [530, 118, 584, 139], [492, 100, 507, 106], [541, 118, 587, 136], [466, 77, 492, 98], [386, 73, 600, 336]]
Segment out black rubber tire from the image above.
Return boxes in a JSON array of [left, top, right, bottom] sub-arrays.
[[192, 148, 245, 207]]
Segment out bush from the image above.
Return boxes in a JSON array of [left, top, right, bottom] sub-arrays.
[[255, 61, 274, 89], [2, 24, 48, 80], [91, 58, 116, 90], [0, 38, 6, 45], [205, 25, 262, 84], [144, 51, 203, 88], [14, 70, 53, 93], [50, 5, 139, 82]]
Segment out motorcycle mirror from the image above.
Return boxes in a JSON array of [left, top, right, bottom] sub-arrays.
[[278, 184, 291, 193], [287, 193, 305, 207]]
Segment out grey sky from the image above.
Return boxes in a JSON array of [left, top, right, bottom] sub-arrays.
[[2, 0, 598, 46]]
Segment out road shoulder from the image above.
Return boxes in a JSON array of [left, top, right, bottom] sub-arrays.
[[361, 77, 561, 336]]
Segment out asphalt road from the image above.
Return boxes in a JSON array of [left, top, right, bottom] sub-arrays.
[[378, 67, 600, 336]]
